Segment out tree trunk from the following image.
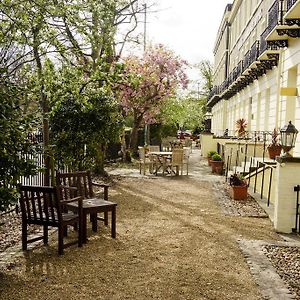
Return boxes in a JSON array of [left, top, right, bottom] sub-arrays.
[[94, 143, 108, 176], [33, 25, 53, 186], [129, 113, 143, 154]]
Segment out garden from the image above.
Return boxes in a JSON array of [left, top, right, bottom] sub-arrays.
[[1, 0, 210, 214], [2, 1, 300, 299]]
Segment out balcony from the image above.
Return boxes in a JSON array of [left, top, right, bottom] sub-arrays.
[[285, 0, 300, 26], [258, 27, 284, 60], [207, 0, 298, 108], [208, 40, 278, 106], [266, 0, 300, 40], [247, 41, 260, 70]]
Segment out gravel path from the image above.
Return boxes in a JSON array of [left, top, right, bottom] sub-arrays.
[[0, 148, 299, 299]]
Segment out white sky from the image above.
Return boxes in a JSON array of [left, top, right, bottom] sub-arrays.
[[145, 0, 231, 83]]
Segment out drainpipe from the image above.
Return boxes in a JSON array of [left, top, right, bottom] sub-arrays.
[[275, 49, 284, 128], [224, 22, 231, 132], [224, 22, 231, 79]]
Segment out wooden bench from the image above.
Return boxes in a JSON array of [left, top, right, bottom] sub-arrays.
[[19, 185, 83, 255]]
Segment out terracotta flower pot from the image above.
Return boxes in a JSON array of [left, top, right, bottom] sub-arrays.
[[207, 157, 212, 166], [267, 145, 282, 160], [230, 184, 248, 200], [210, 160, 224, 174]]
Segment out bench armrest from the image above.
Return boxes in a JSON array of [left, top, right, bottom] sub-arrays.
[[92, 182, 109, 200], [92, 182, 110, 188], [59, 185, 78, 191], [61, 196, 83, 205]]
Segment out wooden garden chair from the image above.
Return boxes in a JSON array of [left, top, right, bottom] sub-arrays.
[[55, 170, 117, 242], [166, 148, 184, 176], [183, 147, 191, 175], [138, 146, 153, 175], [19, 185, 83, 255]]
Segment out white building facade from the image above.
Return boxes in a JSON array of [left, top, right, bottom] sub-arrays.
[[208, 0, 300, 156]]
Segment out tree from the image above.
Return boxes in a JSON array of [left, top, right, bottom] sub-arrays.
[[48, 64, 123, 174], [0, 80, 39, 212], [1, 0, 150, 178], [160, 94, 205, 133], [117, 44, 188, 151], [195, 60, 213, 98]]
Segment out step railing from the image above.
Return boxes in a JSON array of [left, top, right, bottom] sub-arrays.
[[247, 162, 276, 206]]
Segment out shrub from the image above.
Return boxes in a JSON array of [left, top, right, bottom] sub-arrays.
[[207, 150, 217, 158], [0, 80, 39, 212], [211, 153, 222, 161], [229, 173, 246, 186], [268, 128, 281, 148], [236, 118, 247, 137]]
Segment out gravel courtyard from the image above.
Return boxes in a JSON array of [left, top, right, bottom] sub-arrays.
[[0, 149, 298, 299]]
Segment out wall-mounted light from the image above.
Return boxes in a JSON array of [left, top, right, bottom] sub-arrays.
[[280, 121, 298, 157], [204, 111, 213, 133]]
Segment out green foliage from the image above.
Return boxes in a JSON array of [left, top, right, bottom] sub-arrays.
[[160, 94, 205, 133], [195, 60, 213, 96], [49, 65, 123, 172], [211, 153, 222, 161], [207, 150, 217, 158], [0, 80, 39, 212], [1, 0, 153, 177], [229, 173, 246, 186], [160, 124, 178, 138]]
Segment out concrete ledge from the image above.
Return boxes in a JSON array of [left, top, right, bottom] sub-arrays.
[[238, 239, 296, 300], [276, 156, 300, 163], [249, 190, 275, 223]]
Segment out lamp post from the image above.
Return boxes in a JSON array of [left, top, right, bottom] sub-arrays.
[[280, 121, 298, 157], [204, 111, 213, 133]]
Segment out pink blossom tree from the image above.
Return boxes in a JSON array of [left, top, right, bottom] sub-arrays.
[[118, 44, 189, 151]]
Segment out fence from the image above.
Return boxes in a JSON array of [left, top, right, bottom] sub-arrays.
[[19, 132, 45, 186]]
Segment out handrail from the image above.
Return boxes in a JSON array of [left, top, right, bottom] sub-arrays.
[[222, 127, 277, 206], [247, 162, 276, 206], [247, 163, 276, 178]]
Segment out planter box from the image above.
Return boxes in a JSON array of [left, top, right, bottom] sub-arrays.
[[207, 157, 212, 166], [230, 185, 248, 200], [210, 161, 224, 175]]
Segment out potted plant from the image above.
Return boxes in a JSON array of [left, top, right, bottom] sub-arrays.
[[267, 128, 282, 159], [235, 118, 247, 138], [229, 173, 248, 200], [207, 150, 217, 166], [210, 153, 224, 175]]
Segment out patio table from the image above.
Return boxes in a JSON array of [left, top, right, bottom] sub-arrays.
[[66, 198, 117, 243], [149, 151, 172, 176]]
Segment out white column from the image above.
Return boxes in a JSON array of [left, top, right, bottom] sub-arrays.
[[200, 133, 217, 157], [274, 158, 300, 233]]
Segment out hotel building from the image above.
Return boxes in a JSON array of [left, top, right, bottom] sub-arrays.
[[208, 0, 300, 155], [204, 0, 300, 233]]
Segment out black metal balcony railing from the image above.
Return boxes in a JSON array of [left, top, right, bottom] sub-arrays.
[[249, 41, 260, 64], [268, 0, 286, 30], [243, 50, 251, 70], [260, 27, 269, 55], [287, 0, 297, 11], [236, 61, 243, 77], [207, 1, 292, 104]]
